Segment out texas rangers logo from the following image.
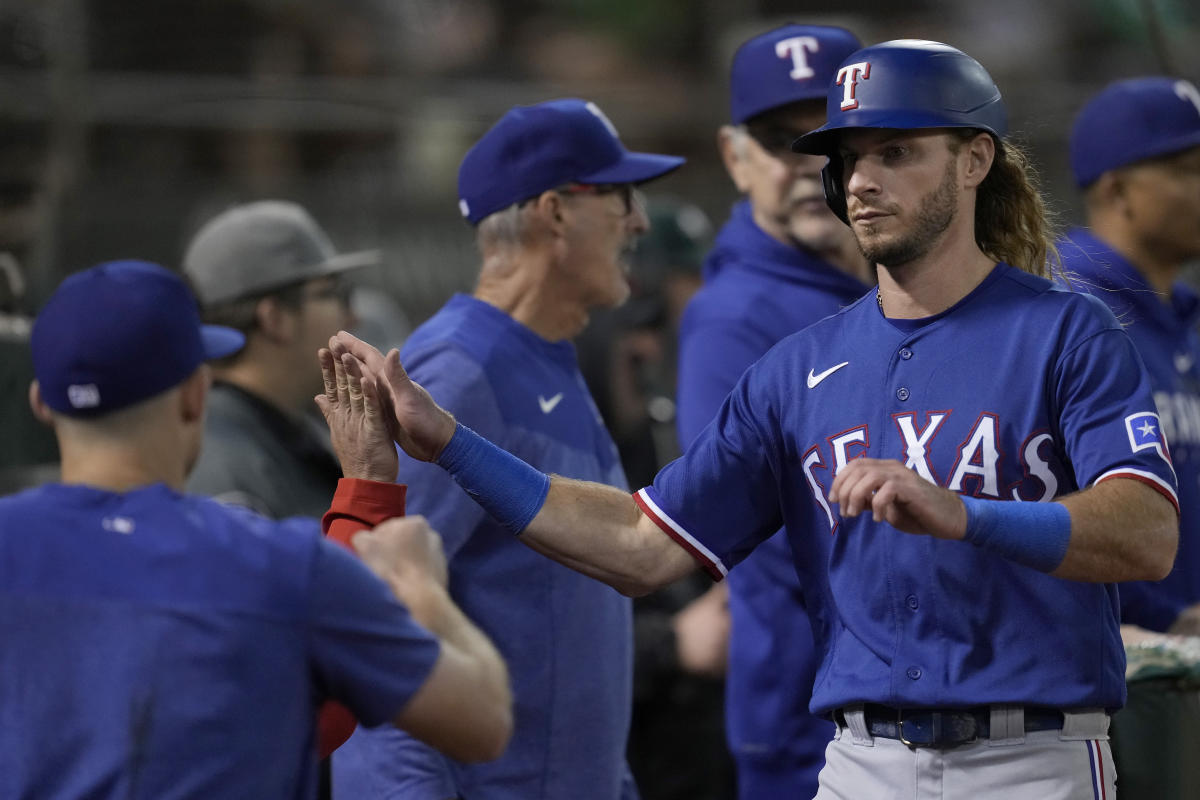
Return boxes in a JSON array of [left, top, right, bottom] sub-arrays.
[[775, 36, 819, 80], [1125, 411, 1171, 464], [836, 62, 870, 110]]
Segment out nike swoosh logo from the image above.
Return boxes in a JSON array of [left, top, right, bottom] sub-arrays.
[[538, 393, 564, 414], [807, 362, 849, 389]]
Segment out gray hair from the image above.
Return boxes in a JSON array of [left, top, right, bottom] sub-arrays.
[[476, 203, 528, 251]]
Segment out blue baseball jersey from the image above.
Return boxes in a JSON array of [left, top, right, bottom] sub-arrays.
[[677, 199, 869, 792], [1060, 228, 1200, 630], [641, 264, 1178, 713], [333, 294, 637, 800], [0, 483, 439, 800]]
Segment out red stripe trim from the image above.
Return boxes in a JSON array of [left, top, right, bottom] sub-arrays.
[[632, 491, 725, 581], [1096, 471, 1180, 515], [1094, 740, 1107, 800]]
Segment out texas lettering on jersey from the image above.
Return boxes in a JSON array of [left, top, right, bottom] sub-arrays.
[[799, 408, 1173, 533]]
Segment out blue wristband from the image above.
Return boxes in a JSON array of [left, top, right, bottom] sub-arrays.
[[960, 496, 1071, 573], [436, 423, 551, 535]]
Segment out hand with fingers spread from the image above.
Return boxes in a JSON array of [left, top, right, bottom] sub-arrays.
[[828, 458, 968, 540], [330, 330, 457, 463], [315, 342, 400, 482]]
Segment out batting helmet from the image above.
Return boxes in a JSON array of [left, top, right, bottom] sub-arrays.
[[792, 39, 1007, 224]]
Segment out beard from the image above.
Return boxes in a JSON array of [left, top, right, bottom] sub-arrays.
[[854, 157, 959, 268]]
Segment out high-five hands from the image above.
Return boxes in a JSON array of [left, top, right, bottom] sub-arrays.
[[828, 457, 968, 540], [316, 341, 400, 482], [325, 331, 458, 463]]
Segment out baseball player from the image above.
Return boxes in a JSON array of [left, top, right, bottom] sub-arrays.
[[330, 99, 682, 800], [0, 260, 511, 799], [676, 23, 869, 798], [330, 40, 1178, 799], [1059, 77, 1200, 637]]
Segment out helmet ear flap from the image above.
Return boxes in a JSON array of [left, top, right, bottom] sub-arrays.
[[821, 155, 849, 225]]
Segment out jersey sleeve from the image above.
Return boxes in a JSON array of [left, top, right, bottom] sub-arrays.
[[322, 478, 408, 549], [1054, 307, 1180, 511], [637, 362, 786, 580], [307, 538, 441, 728]]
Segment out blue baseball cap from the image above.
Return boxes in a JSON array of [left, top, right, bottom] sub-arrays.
[[1070, 77, 1200, 187], [730, 23, 862, 124], [794, 40, 1007, 157], [456, 98, 684, 225], [32, 260, 244, 417]]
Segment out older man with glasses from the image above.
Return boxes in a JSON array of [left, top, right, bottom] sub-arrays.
[[330, 98, 682, 800]]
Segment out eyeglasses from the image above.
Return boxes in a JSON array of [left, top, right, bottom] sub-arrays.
[[298, 278, 353, 307], [557, 183, 642, 216]]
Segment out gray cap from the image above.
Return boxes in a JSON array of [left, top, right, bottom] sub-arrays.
[[183, 200, 380, 306]]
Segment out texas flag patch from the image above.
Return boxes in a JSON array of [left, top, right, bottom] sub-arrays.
[[1126, 411, 1172, 464]]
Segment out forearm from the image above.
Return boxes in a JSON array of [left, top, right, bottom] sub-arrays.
[[389, 576, 512, 761], [436, 424, 696, 595], [520, 476, 696, 596], [1053, 478, 1177, 582]]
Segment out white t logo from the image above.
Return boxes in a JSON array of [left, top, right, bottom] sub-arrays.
[[775, 36, 819, 80], [1175, 80, 1200, 117], [837, 62, 871, 111]]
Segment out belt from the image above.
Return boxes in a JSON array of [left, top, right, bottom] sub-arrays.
[[836, 704, 1066, 748]]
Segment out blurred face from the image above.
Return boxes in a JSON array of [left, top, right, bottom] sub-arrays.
[[290, 274, 357, 379], [1119, 145, 1200, 263], [559, 183, 649, 309], [837, 129, 964, 268], [726, 101, 849, 253]]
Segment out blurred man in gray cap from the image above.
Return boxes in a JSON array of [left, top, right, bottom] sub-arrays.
[[183, 199, 377, 519]]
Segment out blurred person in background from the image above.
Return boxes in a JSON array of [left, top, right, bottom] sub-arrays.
[[0, 260, 511, 799], [1059, 77, 1200, 637], [331, 98, 682, 800], [182, 200, 377, 519], [674, 24, 872, 800], [183, 200, 380, 790], [578, 198, 736, 800]]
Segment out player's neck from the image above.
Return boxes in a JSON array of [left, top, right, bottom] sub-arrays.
[[1090, 224, 1180, 300], [474, 264, 588, 342], [58, 444, 188, 493], [875, 235, 996, 319]]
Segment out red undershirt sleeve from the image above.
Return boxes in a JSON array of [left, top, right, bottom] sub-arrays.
[[317, 477, 409, 758]]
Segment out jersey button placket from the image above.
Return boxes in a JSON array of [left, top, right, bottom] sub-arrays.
[[906, 666, 922, 680]]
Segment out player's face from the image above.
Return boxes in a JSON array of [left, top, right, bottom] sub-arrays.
[[560, 183, 649, 309], [1120, 145, 1200, 263], [837, 129, 964, 268], [728, 101, 850, 252]]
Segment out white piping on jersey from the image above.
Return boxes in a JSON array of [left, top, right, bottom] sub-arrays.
[[1094, 467, 1180, 513], [634, 488, 729, 577]]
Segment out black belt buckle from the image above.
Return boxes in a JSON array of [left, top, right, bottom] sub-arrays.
[[897, 710, 979, 748]]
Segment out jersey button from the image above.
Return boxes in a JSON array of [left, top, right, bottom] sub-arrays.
[[896, 387, 910, 401], [906, 594, 919, 610], [906, 666, 922, 680], [899, 347, 913, 360]]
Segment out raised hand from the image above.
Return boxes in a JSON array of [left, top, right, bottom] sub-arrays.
[[330, 331, 457, 463], [315, 343, 399, 482]]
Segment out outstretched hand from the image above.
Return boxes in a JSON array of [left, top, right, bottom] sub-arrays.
[[329, 331, 457, 463], [315, 343, 399, 482], [828, 457, 967, 540]]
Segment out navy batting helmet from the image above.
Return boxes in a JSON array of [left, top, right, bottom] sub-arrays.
[[793, 40, 1007, 224]]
